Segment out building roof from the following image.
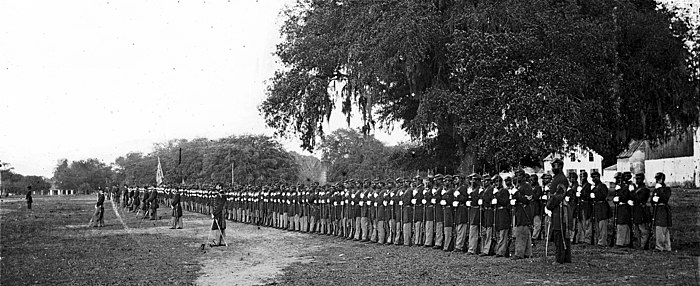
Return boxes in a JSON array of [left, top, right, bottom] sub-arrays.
[[604, 164, 617, 171], [617, 140, 647, 159]]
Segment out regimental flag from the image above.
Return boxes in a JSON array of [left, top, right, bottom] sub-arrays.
[[156, 157, 164, 186]]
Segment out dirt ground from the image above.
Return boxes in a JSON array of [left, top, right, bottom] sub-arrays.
[[1, 189, 699, 285]]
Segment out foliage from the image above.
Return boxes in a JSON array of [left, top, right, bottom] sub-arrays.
[[114, 135, 300, 186], [0, 168, 51, 195], [290, 151, 326, 184], [52, 158, 114, 193], [261, 0, 699, 173]]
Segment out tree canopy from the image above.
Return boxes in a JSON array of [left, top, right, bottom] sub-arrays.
[[114, 135, 300, 186], [52, 158, 114, 193], [261, 0, 699, 173]]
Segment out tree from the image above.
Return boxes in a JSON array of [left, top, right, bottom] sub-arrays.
[[261, 0, 699, 173], [115, 135, 300, 186], [291, 151, 326, 184], [52, 158, 113, 193]]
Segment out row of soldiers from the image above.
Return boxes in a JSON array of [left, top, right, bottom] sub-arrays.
[[110, 160, 673, 262]]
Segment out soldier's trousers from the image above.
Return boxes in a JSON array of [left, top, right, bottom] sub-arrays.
[[579, 215, 590, 243], [413, 221, 423, 246], [443, 226, 453, 251], [394, 221, 402, 245], [294, 214, 300, 231], [150, 208, 157, 220], [633, 223, 649, 249], [495, 229, 508, 256], [402, 222, 412, 246], [171, 216, 183, 229], [388, 219, 396, 244], [616, 224, 631, 246], [455, 223, 468, 251], [514, 226, 532, 258], [424, 221, 435, 246], [655, 226, 671, 251], [467, 225, 480, 254], [597, 219, 608, 246], [320, 218, 327, 234], [481, 227, 493, 255], [354, 217, 362, 240], [435, 222, 444, 247], [309, 216, 317, 232], [552, 230, 571, 263], [532, 215, 542, 239], [370, 219, 378, 242], [361, 217, 370, 240], [377, 220, 386, 243]]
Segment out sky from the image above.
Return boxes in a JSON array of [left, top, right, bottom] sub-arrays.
[[0, 0, 409, 178]]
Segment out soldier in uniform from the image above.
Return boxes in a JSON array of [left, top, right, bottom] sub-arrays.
[[494, 176, 511, 257], [210, 190, 227, 247], [148, 185, 159, 220], [631, 173, 651, 249], [90, 188, 105, 227], [512, 170, 534, 259], [565, 173, 579, 243], [613, 172, 633, 247], [423, 177, 436, 248], [441, 175, 456, 251], [545, 158, 571, 264], [170, 187, 183, 229], [578, 172, 593, 244], [480, 175, 496, 256], [401, 178, 413, 246], [376, 181, 389, 243], [466, 174, 483, 255], [360, 180, 371, 242], [651, 172, 672, 251], [392, 179, 403, 245], [530, 174, 543, 241], [433, 175, 445, 249], [412, 176, 425, 247], [453, 175, 469, 252]]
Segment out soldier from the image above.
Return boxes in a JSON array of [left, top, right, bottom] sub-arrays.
[[578, 171, 593, 244], [352, 181, 363, 241], [530, 174, 543, 241], [441, 175, 455, 251], [565, 173, 580, 244], [613, 172, 633, 247], [494, 176, 511, 257], [631, 173, 651, 249], [466, 174, 483, 255], [148, 185, 159, 220], [433, 175, 445, 250], [360, 180, 371, 242], [401, 178, 413, 246], [412, 176, 425, 247], [423, 177, 436, 248], [392, 179, 403, 245], [453, 175, 469, 252], [480, 175, 496, 256], [377, 181, 389, 244], [369, 180, 380, 243], [122, 184, 130, 209], [210, 190, 227, 247], [545, 158, 571, 264], [170, 187, 183, 229], [90, 188, 105, 227], [25, 186, 33, 210], [512, 170, 534, 259], [651, 172, 672, 251]]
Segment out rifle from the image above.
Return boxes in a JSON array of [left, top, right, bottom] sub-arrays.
[[609, 201, 618, 247], [645, 203, 657, 250], [572, 196, 580, 244], [490, 204, 497, 255], [628, 203, 635, 248]]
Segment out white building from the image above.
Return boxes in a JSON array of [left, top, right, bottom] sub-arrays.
[[543, 147, 604, 182]]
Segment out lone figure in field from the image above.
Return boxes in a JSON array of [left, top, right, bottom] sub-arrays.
[[90, 188, 105, 227], [210, 190, 227, 247], [25, 186, 33, 210], [170, 188, 183, 229]]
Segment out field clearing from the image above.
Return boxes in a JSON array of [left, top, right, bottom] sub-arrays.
[[1, 189, 698, 285]]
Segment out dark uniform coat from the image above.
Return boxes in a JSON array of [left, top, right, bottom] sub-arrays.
[[651, 185, 672, 227]]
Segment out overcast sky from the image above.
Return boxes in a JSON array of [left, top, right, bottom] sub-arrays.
[[0, 0, 409, 178]]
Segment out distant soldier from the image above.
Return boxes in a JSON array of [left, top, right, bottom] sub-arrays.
[[613, 172, 633, 247], [121, 185, 129, 208], [148, 185, 158, 220], [530, 174, 543, 241], [423, 177, 436, 248], [441, 175, 455, 251], [170, 188, 183, 229], [565, 172, 580, 244], [578, 172, 593, 244], [90, 188, 105, 227], [210, 190, 227, 247], [412, 176, 425, 247], [25, 186, 33, 210], [494, 176, 510, 257], [432, 175, 445, 250], [651, 172, 672, 251], [453, 175, 470, 252], [545, 158, 571, 264], [479, 175, 496, 256]]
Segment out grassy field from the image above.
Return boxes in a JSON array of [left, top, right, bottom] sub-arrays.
[[0, 196, 202, 285], [1, 189, 698, 285]]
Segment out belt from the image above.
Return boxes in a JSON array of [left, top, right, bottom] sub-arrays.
[[496, 206, 507, 210], [471, 206, 480, 209]]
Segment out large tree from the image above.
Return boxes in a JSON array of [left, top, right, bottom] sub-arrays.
[[261, 0, 699, 173], [53, 158, 114, 193]]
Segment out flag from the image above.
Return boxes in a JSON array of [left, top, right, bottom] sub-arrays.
[[156, 157, 164, 186]]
